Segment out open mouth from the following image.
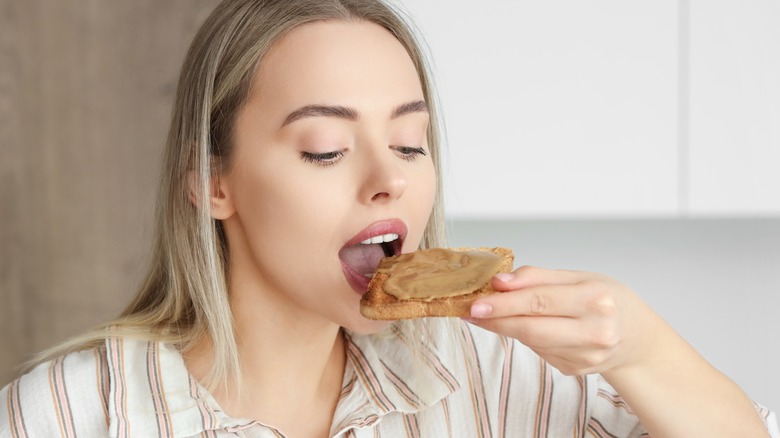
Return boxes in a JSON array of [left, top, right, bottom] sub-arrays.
[[339, 219, 407, 294], [362, 232, 403, 259]]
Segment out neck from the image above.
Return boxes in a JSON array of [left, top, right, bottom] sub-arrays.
[[231, 287, 346, 408], [182, 220, 350, 435], [184, 268, 346, 435]]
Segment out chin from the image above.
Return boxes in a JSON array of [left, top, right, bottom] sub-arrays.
[[341, 315, 392, 335]]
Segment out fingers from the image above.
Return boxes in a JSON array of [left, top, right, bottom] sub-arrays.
[[473, 280, 617, 320], [468, 315, 585, 349], [469, 313, 620, 350], [491, 265, 591, 292], [467, 266, 636, 376], [466, 315, 622, 375], [471, 285, 580, 318]]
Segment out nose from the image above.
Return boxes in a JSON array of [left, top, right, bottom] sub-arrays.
[[359, 147, 408, 204]]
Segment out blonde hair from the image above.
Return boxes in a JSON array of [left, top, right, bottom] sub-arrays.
[[29, 0, 449, 391]]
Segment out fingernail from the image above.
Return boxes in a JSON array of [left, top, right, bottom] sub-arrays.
[[495, 273, 514, 283], [471, 303, 493, 318]]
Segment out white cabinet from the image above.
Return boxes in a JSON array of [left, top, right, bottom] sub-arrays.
[[688, 0, 780, 216], [397, 1, 779, 219], [402, 1, 679, 219]]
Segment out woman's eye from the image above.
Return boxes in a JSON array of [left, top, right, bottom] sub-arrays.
[[300, 150, 345, 166], [390, 145, 427, 161]]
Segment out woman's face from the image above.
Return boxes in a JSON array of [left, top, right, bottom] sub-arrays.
[[220, 20, 436, 333]]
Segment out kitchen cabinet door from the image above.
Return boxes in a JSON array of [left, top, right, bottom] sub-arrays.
[[688, 0, 780, 216], [401, 1, 680, 219]]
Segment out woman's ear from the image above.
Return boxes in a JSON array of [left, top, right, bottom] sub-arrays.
[[187, 171, 236, 220]]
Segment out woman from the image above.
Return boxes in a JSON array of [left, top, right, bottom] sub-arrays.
[[1, 0, 776, 436]]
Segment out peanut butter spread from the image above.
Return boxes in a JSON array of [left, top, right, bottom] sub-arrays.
[[376, 248, 503, 301]]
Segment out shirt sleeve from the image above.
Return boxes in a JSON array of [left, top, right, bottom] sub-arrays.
[[0, 349, 110, 437], [1, 363, 63, 437], [586, 375, 649, 438], [755, 402, 780, 437]]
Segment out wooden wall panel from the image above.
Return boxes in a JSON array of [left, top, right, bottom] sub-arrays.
[[0, 0, 221, 386]]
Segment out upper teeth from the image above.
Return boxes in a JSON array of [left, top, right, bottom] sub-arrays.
[[360, 233, 399, 245]]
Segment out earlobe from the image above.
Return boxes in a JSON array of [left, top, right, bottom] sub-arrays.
[[208, 174, 236, 220], [186, 171, 236, 220]]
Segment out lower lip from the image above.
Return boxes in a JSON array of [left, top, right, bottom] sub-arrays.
[[340, 261, 372, 295]]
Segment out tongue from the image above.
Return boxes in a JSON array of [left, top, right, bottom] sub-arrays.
[[339, 244, 386, 276]]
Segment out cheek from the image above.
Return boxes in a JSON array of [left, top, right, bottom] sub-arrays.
[[229, 163, 342, 275], [233, 157, 344, 228], [235, 159, 360, 261], [404, 160, 438, 251], [422, 161, 437, 207]]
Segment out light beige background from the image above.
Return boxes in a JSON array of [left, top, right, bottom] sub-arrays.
[[0, 0, 222, 386]]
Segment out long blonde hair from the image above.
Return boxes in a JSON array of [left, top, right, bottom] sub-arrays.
[[30, 0, 448, 390]]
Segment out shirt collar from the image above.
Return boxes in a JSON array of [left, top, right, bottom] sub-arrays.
[[332, 320, 464, 435], [105, 320, 464, 437], [105, 336, 233, 437]]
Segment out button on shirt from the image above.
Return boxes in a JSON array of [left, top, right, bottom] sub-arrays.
[[2, 320, 778, 437]]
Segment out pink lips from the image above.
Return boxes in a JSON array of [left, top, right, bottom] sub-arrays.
[[340, 218, 408, 295]]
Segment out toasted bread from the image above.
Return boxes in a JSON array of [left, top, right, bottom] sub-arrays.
[[360, 247, 514, 320]]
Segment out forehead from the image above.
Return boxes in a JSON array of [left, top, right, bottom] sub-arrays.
[[250, 20, 423, 111]]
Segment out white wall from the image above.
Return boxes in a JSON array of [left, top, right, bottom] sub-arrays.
[[396, 0, 780, 219], [449, 219, 780, 415], [688, 0, 780, 215]]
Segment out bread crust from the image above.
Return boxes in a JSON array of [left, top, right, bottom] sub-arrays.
[[360, 247, 514, 320]]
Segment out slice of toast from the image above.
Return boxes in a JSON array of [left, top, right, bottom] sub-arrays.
[[360, 247, 514, 320]]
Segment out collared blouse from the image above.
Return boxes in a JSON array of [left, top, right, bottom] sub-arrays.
[[2, 320, 778, 437]]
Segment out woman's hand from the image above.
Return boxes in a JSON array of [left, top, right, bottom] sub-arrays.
[[466, 265, 772, 437], [466, 265, 657, 376]]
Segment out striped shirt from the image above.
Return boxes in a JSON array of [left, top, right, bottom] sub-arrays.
[[2, 320, 778, 437]]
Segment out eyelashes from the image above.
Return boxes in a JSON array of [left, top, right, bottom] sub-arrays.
[[300, 146, 427, 167], [390, 145, 427, 161], [300, 150, 345, 166]]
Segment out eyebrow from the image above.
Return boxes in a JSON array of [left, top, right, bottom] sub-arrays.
[[281, 99, 428, 127]]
